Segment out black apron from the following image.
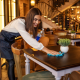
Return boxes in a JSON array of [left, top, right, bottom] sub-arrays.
[[0, 30, 20, 60]]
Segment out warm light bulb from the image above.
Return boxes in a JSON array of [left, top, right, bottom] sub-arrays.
[[31, 0, 35, 6], [77, 6, 79, 8], [52, 21, 55, 22], [44, 16, 47, 18], [31, 1, 35, 3], [77, 11, 79, 13], [72, 8, 74, 10], [56, 23, 58, 24], [48, 18, 51, 20]]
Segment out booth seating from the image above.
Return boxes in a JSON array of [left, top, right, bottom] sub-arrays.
[[11, 42, 55, 80]]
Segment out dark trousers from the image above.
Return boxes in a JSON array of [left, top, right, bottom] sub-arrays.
[[7, 59, 15, 80]]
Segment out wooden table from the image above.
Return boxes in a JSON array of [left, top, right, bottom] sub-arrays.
[[76, 32, 80, 34], [58, 35, 80, 45], [23, 45, 80, 80]]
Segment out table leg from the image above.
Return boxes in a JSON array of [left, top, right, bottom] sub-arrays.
[[55, 77, 61, 80], [24, 53, 30, 75], [52, 72, 61, 80]]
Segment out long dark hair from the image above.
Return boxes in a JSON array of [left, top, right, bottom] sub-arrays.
[[25, 8, 42, 38]]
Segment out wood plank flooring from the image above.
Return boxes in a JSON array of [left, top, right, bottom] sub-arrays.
[[1, 54, 34, 80]]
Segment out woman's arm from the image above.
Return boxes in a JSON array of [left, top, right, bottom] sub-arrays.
[[14, 18, 44, 50], [15, 18, 59, 55], [42, 47, 60, 55]]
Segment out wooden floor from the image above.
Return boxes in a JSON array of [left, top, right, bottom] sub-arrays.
[[2, 65, 34, 80], [1, 54, 34, 80]]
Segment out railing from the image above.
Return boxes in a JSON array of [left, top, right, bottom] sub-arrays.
[[35, 1, 62, 18], [53, 0, 69, 8], [35, 1, 80, 31]]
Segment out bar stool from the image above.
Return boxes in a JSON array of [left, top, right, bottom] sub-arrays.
[[11, 42, 55, 80]]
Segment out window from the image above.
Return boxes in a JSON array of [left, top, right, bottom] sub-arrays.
[[9, 0, 16, 22], [0, 0, 4, 31], [0, 0, 17, 31]]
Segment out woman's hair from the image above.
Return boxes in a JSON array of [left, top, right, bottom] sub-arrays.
[[25, 8, 42, 38]]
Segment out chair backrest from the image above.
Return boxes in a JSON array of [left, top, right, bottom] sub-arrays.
[[11, 42, 23, 80], [23, 40, 32, 49], [23, 36, 49, 49], [69, 71, 80, 80], [45, 34, 58, 46], [11, 42, 24, 55], [38, 37, 49, 47]]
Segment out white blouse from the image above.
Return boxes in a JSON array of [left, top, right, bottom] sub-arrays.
[[3, 18, 44, 50]]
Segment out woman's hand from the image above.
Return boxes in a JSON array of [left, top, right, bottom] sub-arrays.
[[42, 47, 60, 55], [46, 49, 60, 55]]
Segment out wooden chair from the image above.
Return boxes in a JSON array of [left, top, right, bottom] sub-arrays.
[[45, 34, 58, 46], [24, 37, 49, 49], [11, 42, 55, 80], [38, 37, 49, 47], [69, 71, 80, 80]]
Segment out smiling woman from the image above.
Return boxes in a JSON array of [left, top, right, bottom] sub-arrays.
[[0, 8, 60, 80], [33, 15, 41, 27]]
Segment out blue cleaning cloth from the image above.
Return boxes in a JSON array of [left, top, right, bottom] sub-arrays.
[[47, 51, 64, 57]]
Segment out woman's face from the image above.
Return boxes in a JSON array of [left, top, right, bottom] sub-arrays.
[[33, 15, 41, 27]]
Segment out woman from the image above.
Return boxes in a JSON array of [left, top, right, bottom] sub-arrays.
[[0, 8, 59, 80]]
